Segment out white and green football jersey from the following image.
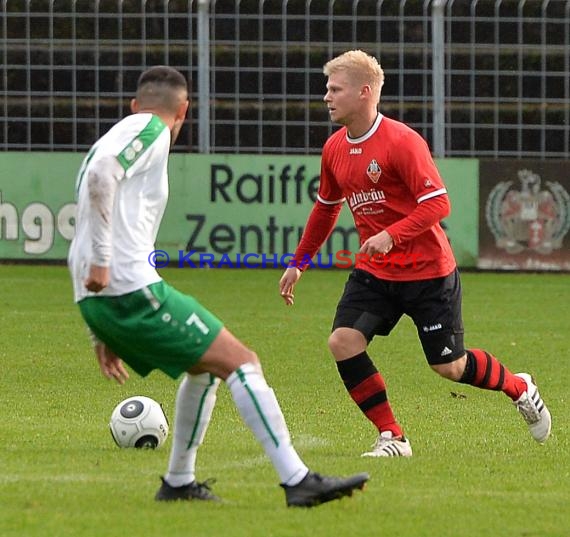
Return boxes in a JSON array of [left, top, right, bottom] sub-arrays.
[[68, 113, 171, 302]]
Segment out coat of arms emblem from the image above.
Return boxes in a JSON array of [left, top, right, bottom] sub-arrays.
[[485, 169, 570, 255], [366, 160, 382, 183]]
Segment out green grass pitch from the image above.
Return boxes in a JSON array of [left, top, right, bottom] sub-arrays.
[[1, 265, 569, 537]]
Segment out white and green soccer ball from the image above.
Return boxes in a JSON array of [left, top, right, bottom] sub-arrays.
[[109, 396, 169, 449]]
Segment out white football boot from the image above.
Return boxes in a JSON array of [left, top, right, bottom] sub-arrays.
[[361, 431, 413, 457], [514, 373, 552, 443]]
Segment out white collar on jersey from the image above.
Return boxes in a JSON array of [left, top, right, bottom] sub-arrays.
[[346, 113, 383, 144]]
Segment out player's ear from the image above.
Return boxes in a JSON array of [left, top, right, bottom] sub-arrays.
[[130, 98, 139, 114], [360, 85, 372, 99], [176, 99, 189, 122]]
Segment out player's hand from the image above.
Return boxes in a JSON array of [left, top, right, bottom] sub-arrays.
[[359, 230, 394, 256], [94, 342, 129, 385], [84, 264, 110, 292], [279, 267, 302, 306]]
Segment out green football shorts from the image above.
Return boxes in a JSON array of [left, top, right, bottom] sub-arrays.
[[78, 280, 224, 379]]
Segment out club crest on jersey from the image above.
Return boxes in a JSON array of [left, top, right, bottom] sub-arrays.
[[367, 159, 382, 183]]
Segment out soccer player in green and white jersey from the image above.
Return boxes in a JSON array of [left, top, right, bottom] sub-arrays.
[[68, 65, 368, 507]]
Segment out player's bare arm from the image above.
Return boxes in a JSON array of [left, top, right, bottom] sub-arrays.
[[279, 266, 302, 306], [94, 341, 130, 385]]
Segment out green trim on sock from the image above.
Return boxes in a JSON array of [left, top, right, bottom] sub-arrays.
[[236, 367, 280, 448], [186, 374, 216, 449]]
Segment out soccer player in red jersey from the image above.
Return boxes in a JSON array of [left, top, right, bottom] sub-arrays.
[[279, 50, 551, 456]]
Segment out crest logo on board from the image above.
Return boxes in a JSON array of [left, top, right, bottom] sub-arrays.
[[486, 169, 570, 255]]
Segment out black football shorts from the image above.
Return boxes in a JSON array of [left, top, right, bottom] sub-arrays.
[[332, 268, 465, 365]]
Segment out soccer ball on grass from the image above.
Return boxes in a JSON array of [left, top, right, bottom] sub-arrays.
[[109, 396, 169, 449]]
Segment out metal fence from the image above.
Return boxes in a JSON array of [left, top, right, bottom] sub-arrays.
[[1, 0, 569, 157]]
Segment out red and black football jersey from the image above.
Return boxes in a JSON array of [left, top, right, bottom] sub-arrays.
[[298, 114, 456, 281]]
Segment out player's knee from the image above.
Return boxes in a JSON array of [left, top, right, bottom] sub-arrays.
[[233, 348, 260, 367], [328, 328, 366, 360], [328, 330, 346, 357]]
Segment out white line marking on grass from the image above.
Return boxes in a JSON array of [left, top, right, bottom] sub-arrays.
[[292, 434, 331, 448]]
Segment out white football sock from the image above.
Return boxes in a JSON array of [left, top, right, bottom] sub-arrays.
[[164, 373, 220, 487], [226, 363, 309, 486]]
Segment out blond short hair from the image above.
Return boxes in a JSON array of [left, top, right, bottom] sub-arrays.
[[323, 50, 384, 102]]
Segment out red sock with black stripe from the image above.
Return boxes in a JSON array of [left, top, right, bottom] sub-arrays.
[[336, 352, 403, 437], [459, 348, 527, 401]]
